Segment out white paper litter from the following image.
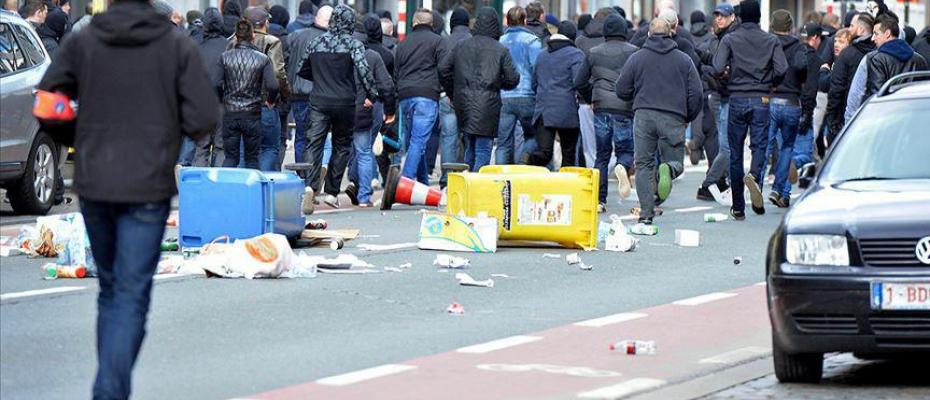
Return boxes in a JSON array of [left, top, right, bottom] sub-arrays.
[[434, 254, 470, 269], [542, 253, 561, 259], [566, 253, 581, 265], [455, 272, 494, 288]]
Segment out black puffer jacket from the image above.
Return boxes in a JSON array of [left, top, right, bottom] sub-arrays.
[[221, 0, 241, 38], [574, 16, 636, 116], [825, 36, 874, 135], [217, 42, 279, 114], [395, 24, 446, 101], [364, 14, 394, 77], [37, 1, 219, 203], [354, 48, 395, 130], [865, 39, 929, 98], [439, 7, 519, 138], [711, 22, 787, 98]]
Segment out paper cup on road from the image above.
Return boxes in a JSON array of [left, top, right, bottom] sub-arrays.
[[674, 230, 701, 247]]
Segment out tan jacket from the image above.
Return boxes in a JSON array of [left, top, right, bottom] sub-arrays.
[[228, 31, 290, 99]]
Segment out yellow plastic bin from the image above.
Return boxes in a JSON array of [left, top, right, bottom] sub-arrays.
[[446, 165, 599, 249]]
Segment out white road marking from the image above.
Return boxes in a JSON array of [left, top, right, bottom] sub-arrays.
[[699, 346, 771, 365], [672, 292, 738, 306], [316, 364, 417, 386], [315, 208, 353, 214], [357, 242, 417, 251], [574, 312, 648, 328], [755, 281, 767, 286], [477, 363, 622, 378], [577, 378, 667, 399], [0, 286, 86, 301], [457, 335, 543, 354], [673, 206, 714, 213]]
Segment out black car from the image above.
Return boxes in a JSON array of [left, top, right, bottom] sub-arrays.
[[766, 72, 930, 383]]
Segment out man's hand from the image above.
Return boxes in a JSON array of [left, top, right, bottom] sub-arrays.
[[384, 114, 396, 124], [364, 99, 373, 109]]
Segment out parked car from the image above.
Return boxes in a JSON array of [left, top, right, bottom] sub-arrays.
[[0, 9, 59, 215], [767, 71, 930, 383]]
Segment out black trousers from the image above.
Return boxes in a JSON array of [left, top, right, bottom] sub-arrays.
[[303, 103, 355, 196], [528, 118, 579, 168], [222, 113, 261, 169]]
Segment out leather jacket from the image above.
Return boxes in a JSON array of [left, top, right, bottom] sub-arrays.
[[218, 42, 279, 114]]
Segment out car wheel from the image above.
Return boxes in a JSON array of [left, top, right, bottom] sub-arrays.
[[773, 335, 823, 383], [8, 132, 58, 215]]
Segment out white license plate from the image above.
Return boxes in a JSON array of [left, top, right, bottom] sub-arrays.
[[871, 282, 930, 310]]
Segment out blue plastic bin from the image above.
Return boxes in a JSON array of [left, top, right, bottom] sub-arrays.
[[178, 168, 304, 248]]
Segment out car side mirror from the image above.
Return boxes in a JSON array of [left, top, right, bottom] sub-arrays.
[[798, 163, 817, 189]]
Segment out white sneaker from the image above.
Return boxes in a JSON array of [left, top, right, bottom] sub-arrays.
[[710, 185, 733, 207], [301, 187, 315, 215], [371, 179, 382, 190], [321, 194, 339, 209], [614, 165, 632, 199]]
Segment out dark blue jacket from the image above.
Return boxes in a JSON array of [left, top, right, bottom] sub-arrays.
[[533, 38, 584, 128], [615, 35, 703, 122]]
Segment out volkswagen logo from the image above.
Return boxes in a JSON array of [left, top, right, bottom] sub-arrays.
[[917, 237, 930, 265]]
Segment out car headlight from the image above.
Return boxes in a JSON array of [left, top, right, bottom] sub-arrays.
[[786, 234, 850, 266]]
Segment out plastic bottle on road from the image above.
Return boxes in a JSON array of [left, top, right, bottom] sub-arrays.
[[704, 213, 729, 222], [629, 223, 659, 236], [42, 263, 58, 280], [609, 340, 657, 355]]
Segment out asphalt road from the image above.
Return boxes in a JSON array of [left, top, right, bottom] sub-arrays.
[[1, 165, 925, 399]]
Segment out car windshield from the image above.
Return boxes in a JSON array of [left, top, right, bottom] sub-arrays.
[[821, 99, 930, 183]]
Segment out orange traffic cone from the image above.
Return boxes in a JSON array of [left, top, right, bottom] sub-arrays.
[[381, 165, 443, 210]]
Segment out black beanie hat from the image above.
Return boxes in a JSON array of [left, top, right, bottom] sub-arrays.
[[558, 20, 577, 42], [577, 14, 592, 32], [450, 7, 469, 28], [690, 10, 705, 24], [739, 0, 761, 24], [603, 15, 628, 39]]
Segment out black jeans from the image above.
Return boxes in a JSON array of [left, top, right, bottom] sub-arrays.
[[222, 113, 261, 169], [528, 118, 579, 168], [303, 103, 355, 196]]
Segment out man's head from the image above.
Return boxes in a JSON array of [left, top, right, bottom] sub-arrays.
[[872, 14, 898, 47], [380, 17, 393, 36], [770, 9, 793, 34], [602, 14, 628, 40], [592, 7, 617, 22], [412, 8, 432, 28], [59, 0, 69, 14], [739, 0, 762, 24], [800, 22, 823, 49], [822, 13, 840, 30], [506, 6, 526, 27], [653, 0, 675, 18], [245, 6, 269, 31], [3, 0, 17, 12], [315, 5, 332, 29], [804, 10, 823, 25], [298, 0, 315, 16], [852, 13, 874, 38], [713, 4, 735, 31], [648, 17, 671, 37], [187, 10, 203, 28], [834, 28, 852, 55], [658, 9, 678, 31], [867, 0, 888, 18], [450, 8, 469, 29], [21, 0, 47, 23], [235, 19, 254, 43], [525, 2, 543, 23]]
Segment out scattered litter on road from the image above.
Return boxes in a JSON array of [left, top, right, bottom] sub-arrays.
[[609, 340, 657, 355], [490, 273, 511, 278], [42, 263, 86, 279], [578, 263, 594, 271], [704, 213, 729, 222], [456, 272, 494, 288], [397, 262, 412, 269], [674, 230, 701, 247], [604, 216, 638, 252], [0, 236, 24, 257], [160, 238, 179, 252], [434, 254, 470, 269], [384, 267, 404, 273], [305, 219, 328, 230], [301, 229, 359, 248], [566, 253, 581, 265], [418, 212, 497, 253], [629, 223, 659, 236], [357, 242, 417, 251], [733, 256, 743, 265], [542, 253, 561, 259], [329, 237, 345, 250], [446, 302, 465, 314], [165, 215, 178, 227]]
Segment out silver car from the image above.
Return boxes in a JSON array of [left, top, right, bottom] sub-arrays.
[[1, 9, 59, 215]]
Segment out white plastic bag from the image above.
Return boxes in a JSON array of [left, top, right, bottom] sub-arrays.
[[224, 234, 294, 279]]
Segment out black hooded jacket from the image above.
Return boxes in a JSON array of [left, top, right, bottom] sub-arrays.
[[37, 1, 219, 203], [439, 7, 519, 138], [363, 14, 394, 78], [197, 7, 228, 94], [914, 29, 930, 67], [865, 39, 929, 98], [395, 24, 447, 101], [221, 0, 242, 38], [616, 35, 702, 122], [575, 15, 609, 55], [574, 16, 637, 116], [711, 22, 788, 98], [826, 36, 875, 135], [771, 34, 809, 102]]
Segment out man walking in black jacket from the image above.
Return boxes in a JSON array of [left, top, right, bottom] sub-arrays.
[[440, 7, 519, 172], [394, 9, 447, 184], [37, 0, 219, 397], [298, 4, 379, 208], [616, 18, 702, 225], [825, 13, 874, 144], [193, 7, 228, 167], [711, 0, 787, 219], [574, 14, 638, 212], [217, 21, 280, 170], [286, 5, 331, 164], [436, 8, 471, 188]]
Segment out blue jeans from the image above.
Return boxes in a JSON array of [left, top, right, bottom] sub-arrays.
[[496, 97, 535, 165], [81, 199, 169, 400], [727, 96, 771, 212], [349, 103, 383, 203], [438, 96, 459, 188], [177, 136, 196, 166], [465, 135, 493, 172], [793, 127, 815, 167], [260, 106, 281, 171], [766, 103, 801, 198], [290, 100, 310, 163], [400, 97, 438, 184], [593, 111, 634, 204]]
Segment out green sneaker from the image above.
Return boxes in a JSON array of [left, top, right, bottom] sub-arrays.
[[657, 163, 672, 201]]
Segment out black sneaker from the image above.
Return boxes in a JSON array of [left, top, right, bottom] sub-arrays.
[[697, 185, 715, 201], [345, 182, 360, 206], [730, 208, 746, 221], [638, 217, 653, 225], [775, 195, 791, 209], [768, 192, 781, 206]]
